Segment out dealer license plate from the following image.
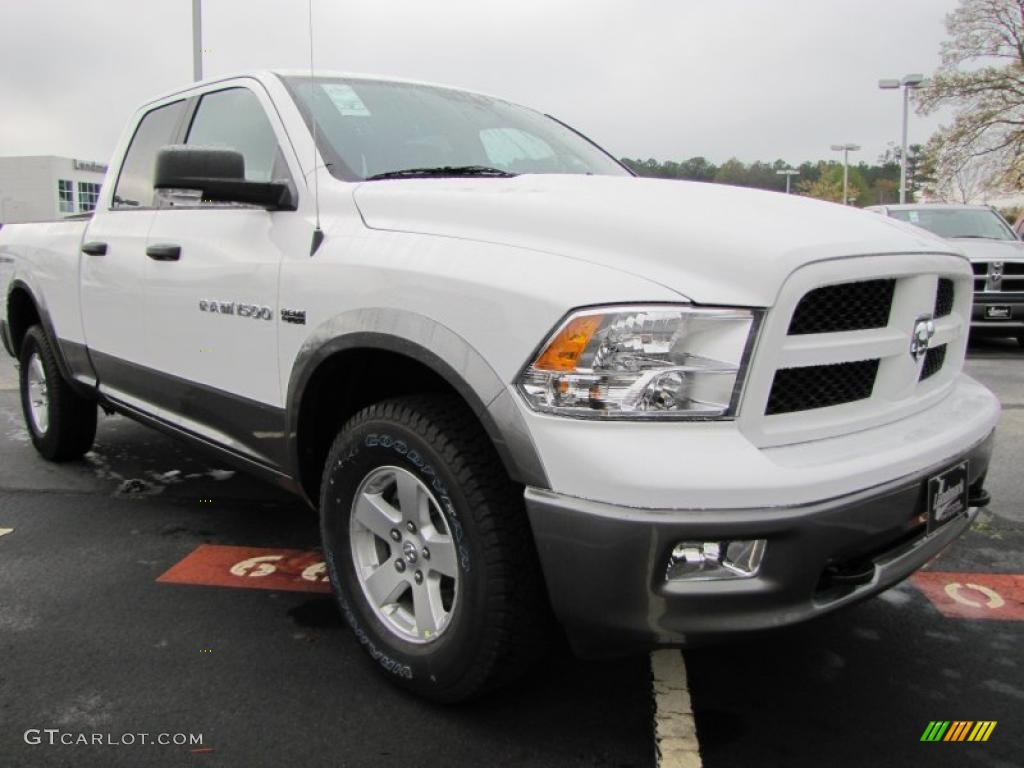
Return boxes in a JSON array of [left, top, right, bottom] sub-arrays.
[[927, 461, 969, 532]]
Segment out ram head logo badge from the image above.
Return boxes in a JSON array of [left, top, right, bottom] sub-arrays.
[[911, 315, 936, 361]]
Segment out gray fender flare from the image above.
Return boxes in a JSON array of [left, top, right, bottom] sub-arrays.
[[7, 278, 96, 397], [285, 308, 548, 490]]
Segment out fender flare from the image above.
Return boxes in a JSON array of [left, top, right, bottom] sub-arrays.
[[285, 308, 549, 491], [6, 278, 95, 398]]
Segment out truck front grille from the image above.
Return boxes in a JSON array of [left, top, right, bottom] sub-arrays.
[[973, 261, 1024, 293], [972, 262, 987, 292], [766, 359, 879, 415], [919, 344, 947, 382], [788, 279, 894, 334], [935, 278, 954, 317], [739, 257, 972, 447], [1003, 262, 1024, 291]]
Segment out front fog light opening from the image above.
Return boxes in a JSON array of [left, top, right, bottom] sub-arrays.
[[665, 539, 766, 581]]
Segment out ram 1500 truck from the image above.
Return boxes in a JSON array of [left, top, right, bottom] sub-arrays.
[[0, 71, 1000, 701], [868, 203, 1024, 345]]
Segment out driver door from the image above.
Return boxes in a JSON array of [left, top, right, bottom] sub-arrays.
[[142, 83, 305, 467]]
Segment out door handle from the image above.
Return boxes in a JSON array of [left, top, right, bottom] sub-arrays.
[[146, 244, 181, 261], [81, 241, 108, 256]]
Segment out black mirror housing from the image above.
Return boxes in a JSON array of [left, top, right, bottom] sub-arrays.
[[153, 146, 296, 211]]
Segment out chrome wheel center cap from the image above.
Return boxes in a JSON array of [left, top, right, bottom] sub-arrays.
[[402, 539, 419, 564]]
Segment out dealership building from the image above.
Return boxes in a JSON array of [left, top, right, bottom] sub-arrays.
[[0, 156, 108, 224]]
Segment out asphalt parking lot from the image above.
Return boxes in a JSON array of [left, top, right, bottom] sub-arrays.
[[0, 339, 1021, 768]]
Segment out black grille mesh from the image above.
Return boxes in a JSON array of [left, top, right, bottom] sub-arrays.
[[788, 280, 895, 335], [935, 278, 955, 317], [919, 344, 947, 381], [766, 359, 880, 415]]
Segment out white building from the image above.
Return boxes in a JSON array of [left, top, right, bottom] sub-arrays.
[[0, 156, 108, 224]]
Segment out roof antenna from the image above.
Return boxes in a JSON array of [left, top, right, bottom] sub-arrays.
[[308, 0, 324, 256]]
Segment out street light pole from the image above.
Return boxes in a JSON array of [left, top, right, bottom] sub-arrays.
[[900, 84, 911, 201], [192, 0, 203, 82], [776, 168, 800, 194], [830, 144, 860, 204], [879, 74, 925, 204]]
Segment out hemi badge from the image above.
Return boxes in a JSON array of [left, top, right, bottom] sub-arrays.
[[281, 309, 306, 325]]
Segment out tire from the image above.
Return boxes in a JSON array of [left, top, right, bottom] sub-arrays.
[[18, 325, 97, 461], [319, 394, 547, 702]]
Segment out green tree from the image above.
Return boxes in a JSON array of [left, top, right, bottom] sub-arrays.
[[677, 156, 718, 182], [867, 177, 900, 205], [796, 162, 870, 205], [713, 158, 750, 186]]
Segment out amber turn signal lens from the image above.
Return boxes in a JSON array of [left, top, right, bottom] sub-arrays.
[[533, 314, 604, 371]]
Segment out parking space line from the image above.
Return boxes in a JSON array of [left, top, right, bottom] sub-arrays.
[[0, 528, 12, 537], [651, 650, 702, 768]]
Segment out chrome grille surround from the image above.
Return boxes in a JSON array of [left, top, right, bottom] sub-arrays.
[[738, 254, 972, 448]]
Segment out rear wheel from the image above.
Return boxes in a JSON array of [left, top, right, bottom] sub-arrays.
[[18, 325, 97, 461], [319, 395, 547, 702]]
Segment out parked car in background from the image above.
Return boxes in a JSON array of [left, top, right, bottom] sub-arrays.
[[868, 203, 1024, 346]]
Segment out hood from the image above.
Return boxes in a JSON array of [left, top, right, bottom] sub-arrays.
[[353, 175, 959, 307], [948, 237, 1024, 262]]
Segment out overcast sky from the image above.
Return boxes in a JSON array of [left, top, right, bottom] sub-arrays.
[[0, 0, 959, 167]]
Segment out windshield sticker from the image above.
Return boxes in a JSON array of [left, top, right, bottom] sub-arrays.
[[908, 211, 919, 223], [321, 83, 371, 117]]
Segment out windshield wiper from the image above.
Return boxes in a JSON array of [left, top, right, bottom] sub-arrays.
[[951, 234, 1013, 240], [366, 165, 517, 181]]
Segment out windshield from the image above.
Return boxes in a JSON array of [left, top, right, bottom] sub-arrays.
[[888, 207, 1016, 241], [281, 76, 629, 181]]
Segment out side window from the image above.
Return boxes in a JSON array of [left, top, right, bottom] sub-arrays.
[[112, 100, 187, 208], [186, 88, 287, 183]]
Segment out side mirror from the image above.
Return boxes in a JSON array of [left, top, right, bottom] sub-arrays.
[[153, 146, 296, 210]]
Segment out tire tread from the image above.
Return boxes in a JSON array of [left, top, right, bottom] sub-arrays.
[[325, 394, 548, 701], [19, 326, 97, 461]]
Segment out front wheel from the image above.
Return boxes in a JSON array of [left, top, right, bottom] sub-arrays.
[[319, 395, 547, 702], [18, 325, 97, 461]]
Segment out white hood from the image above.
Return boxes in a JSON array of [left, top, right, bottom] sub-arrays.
[[353, 174, 960, 306], [949, 237, 1024, 262]]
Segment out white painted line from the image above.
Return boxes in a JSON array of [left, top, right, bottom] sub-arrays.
[[0, 528, 13, 538], [651, 649, 702, 768]]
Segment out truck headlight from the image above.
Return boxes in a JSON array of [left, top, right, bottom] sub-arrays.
[[517, 305, 758, 419]]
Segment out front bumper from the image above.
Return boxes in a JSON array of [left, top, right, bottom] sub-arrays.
[[526, 432, 994, 657], [971, 291, 1024, 331]]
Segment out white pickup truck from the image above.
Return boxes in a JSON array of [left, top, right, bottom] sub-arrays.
[[0, 71, 1000, 701]]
